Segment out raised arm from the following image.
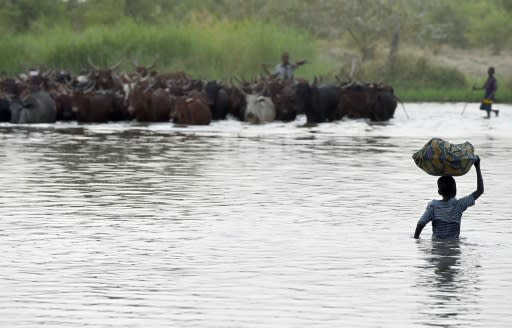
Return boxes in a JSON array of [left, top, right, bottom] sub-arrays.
[[295, 60, 308, 67], [472, 156, 484, 200]]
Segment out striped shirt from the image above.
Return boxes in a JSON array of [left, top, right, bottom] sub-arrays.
[[418, 195, 475, 239]]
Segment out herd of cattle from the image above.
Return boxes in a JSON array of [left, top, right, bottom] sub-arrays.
[[0, 60, 398, 126]]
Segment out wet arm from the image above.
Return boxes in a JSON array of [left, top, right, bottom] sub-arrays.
[[472, 158, 484, 200], [414, 205, 432, 239], [414, 223, 426, 239]]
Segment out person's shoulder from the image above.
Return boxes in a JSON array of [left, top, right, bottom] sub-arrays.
[[457, 194, 475, 202], [455, 194, 476, 207], [427, 199, 438, 207]]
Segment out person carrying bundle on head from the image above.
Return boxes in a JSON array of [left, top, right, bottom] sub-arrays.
[[414, 157, 484, 239]]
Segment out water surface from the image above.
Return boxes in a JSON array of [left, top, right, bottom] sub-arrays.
[[1, 103, 511, 327]]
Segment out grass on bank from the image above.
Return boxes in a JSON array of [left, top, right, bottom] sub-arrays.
[[0, 17, 333, 79], [395, 87, 512, 103], [0, 16, 509, 103]]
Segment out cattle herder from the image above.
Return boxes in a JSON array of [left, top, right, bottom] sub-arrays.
[[262, 52, 308, 81], [473, 66, 499, 119]]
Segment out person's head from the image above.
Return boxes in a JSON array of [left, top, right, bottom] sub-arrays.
[[281, 52, 290, 65], [488, 66, 495, 76], [438, 176, 457, 199]]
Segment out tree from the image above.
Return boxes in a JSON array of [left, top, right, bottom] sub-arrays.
[[463, 1, 512, 54], [470, 9, 511, 54], [0, 0, 66, 32]]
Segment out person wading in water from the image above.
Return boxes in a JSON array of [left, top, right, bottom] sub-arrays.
[[473, 66, 499, 119]]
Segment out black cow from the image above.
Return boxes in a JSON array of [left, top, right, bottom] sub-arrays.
[[17, 91, 57, 124], [0, 97, 10, 122], [295, 81, 341, 123], [8, 98, 24, 123], [373, 86, 397, 121], [54, 94, 75, 121], [204, 80, 230, 120]]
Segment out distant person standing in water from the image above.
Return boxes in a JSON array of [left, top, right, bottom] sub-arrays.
[[414, 157, 484, 239], [473, 66, 499, 119], [262, 52, 308, 81]]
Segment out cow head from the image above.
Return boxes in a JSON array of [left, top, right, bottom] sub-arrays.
[[132, 56, 158, 78], [88, 57, 122, 90]]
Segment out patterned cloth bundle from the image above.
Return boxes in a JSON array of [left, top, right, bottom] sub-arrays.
[[412, 138, 477, 176]]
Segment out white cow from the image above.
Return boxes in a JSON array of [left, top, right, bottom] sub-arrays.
[[244, 94, 276, 124]]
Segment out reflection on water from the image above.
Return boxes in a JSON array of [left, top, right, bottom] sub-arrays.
[[1, 104, 512, 327], [415, 239, 481, 327]]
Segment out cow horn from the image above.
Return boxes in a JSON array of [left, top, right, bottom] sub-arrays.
[[83, 80, 96, 93], [110, 60, 123, 71], [144, 80, 157, 93], [349, 58, 358, 80], [345, 80, 355, 88], [87, 57, 100, 70], [42, 67, 53, 78], [122, 73, 132, 83], [233, 76, 243, 86], [148, 55, 159, 70]]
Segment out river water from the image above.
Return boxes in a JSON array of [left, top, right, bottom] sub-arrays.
[[1, 103, 511, 327]]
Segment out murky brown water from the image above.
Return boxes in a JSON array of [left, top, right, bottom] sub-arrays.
[[1, 104, 511, 327]]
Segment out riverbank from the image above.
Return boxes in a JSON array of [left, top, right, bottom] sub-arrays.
[[395, 88, 512, 103], [1, 18, 509, 103], [0, 19, 331, 79]]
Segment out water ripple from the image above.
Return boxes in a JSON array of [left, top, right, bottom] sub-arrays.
[[1, 104, 512, 327]]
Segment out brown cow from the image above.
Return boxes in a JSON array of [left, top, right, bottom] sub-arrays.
[[171, 96, 211, 125], [132, 57, 158, 79], [267, 80, 297, 122], [337, 83, 397, 121], [72, 91, 114, 123], [87, 57, 123, 91], [338, 84, 373, 119], [127, 85, 172, 122]]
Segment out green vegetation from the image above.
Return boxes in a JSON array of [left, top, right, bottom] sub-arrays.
[[0, 0, 510, 102], [0, 18, 331, 79], [396, 88, 512, 103]]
